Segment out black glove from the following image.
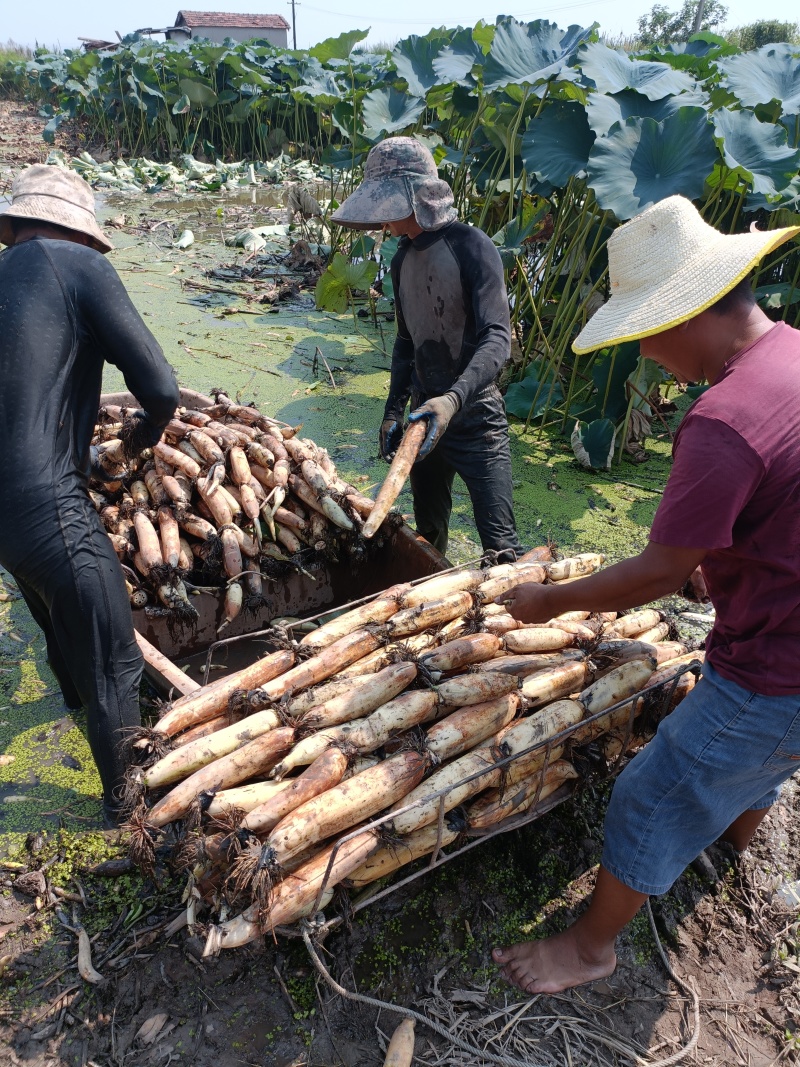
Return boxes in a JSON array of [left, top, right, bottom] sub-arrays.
[[120, 408, 160, 458], [408, 392, 461, 460], [89, 445, 118, 482], [379, 418, 404, 461]]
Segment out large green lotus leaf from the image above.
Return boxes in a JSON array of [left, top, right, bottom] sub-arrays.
[[587, 108, 717, 221], [713, 108, 800, 197], [571, 418, 616, 470], [331, 101, 377, 150], [294, 68, 342, 104], [432, 28, 483, 86], [392, 32, 450, 96], [521, 100, 595, 186], [309, 29, 369, 62], [718, 44, 800, 116], [491, 197, 550, 266], [472, 21, 495, 53], [586, 87, 707, 137], [178, 78, 218, 107], [481, 19, 593, 92], [505, 363, 565, 421], [579, 343, 640, 422], [361, 87, 426, 136], [319, 144, 364, 170], [315, 254, 379, 314], [578, 42, 696, 100]]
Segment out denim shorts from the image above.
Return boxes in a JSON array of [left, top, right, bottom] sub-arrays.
[[602, 660, 800, 896]]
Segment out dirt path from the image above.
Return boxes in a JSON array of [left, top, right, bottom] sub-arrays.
[[1, 785, 799, 1066]]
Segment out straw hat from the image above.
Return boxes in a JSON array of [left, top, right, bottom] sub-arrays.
[[572, 195, 800, 355], [0, 164, 112, 253], [331, 137, 457, 232]]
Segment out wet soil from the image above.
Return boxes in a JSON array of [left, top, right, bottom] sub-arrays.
[[0, 100, 798, 1067]]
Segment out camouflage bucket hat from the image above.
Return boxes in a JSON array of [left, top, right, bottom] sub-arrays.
[[331, 137, 457, 231], [0, 164, 112, 253]]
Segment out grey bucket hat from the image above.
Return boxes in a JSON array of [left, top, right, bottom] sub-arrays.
[[0, 164, 112, 253], [331, 137, 457, 232]]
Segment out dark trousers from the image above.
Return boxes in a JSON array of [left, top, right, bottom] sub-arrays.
[[409, 390, 523, 562], [1, 489, 143, 810]]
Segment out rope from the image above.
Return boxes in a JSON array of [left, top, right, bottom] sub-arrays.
[[301, 920, 542, 1067], [302, 901, 702, 1067], [643, 900, 702, 1067]]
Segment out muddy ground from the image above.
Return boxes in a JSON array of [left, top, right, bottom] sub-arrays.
[[1, 100, 799, 1067]]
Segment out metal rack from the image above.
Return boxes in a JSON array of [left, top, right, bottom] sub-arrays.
[[272, 661, 702, 937]]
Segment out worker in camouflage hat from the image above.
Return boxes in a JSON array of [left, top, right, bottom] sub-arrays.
[[333, 137, 524, 562]]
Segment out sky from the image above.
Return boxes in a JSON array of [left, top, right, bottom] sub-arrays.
[[5, 0, 799, 53]]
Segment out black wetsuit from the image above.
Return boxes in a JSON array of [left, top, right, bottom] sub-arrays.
[[385, 221, 523, 560], [0, 237, 179, 812]]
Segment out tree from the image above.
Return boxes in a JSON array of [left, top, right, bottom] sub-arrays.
[[636, 0, 728, 46], [726, 20, 799, 50]]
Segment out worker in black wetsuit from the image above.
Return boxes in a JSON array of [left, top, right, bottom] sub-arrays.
[[332, 137, 524, 562], [0, 165, 179, 824]]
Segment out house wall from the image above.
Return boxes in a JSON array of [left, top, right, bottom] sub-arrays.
[[167, 26, 288, 46]]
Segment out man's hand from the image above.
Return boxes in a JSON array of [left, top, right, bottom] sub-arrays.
[[379, 418, 404, 461], [408, 392, 460, 460], [496, 582, 558, 624], [680, 566, 710, 604]]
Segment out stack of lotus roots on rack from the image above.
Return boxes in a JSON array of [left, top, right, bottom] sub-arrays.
[[120, 548, 704, 954], [89, 389, 393, 631]]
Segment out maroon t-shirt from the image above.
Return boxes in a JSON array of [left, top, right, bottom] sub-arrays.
[[650, 322, 800, 696]]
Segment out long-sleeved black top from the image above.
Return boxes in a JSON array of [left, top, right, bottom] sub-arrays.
[[384, 221, 511, 425], [0, 237, 178, 514]]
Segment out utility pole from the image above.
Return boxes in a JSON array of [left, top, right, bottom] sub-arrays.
[[692, 0, 706, 34], [287, 0, 298, 48]]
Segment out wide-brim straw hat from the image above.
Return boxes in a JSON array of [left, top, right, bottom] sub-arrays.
[[0, 164, 112, 253], [331, 136, 457, 232], [572, 195, 800, 354]]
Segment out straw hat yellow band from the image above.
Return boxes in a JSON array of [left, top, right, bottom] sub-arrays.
[[572, 196, 800, 355]]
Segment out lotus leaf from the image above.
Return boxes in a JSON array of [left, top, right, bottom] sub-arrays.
[[755, 281, 800, 308], [492, 198, 549, 266], [586, 87, 707, 137], [571, 418, 616, 470], [481, 19, 592, 93], [178, 78, 218, 108], [587, 108, 717, 220], [361, 87, 426, 137], [309, 29, 369, 63], [521, 100, 595, 186], [713, 108, 800, 197], [719, 44, 800, 116], [432, 28, 484, 87], [315, 254, 379, 314], [504, 363, 564, 421], [294, 69, 342, 104], [393, 33, 450, 96], [578, 42, 696, 100]]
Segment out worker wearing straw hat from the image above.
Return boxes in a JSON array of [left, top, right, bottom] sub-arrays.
[[332, 137, 524, 563], [492, 195, 800, 994], [0, 164, 179, 826]]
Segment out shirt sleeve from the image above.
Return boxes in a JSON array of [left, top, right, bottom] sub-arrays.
[[384, 248, 414, 421], [77, 254, 180, 440], [447, 227, 511, 410], [650, 414, 765, 549]]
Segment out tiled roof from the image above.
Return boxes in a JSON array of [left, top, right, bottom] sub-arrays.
[[175, 10, 290, 29]]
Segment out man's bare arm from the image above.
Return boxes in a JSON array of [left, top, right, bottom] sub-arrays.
[[501, 542, 708, 623]]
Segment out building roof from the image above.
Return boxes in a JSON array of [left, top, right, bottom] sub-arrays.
[[175, 10, 290, 29]]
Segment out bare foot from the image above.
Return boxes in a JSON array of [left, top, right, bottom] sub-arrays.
[[492, 926, 616, 994]]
